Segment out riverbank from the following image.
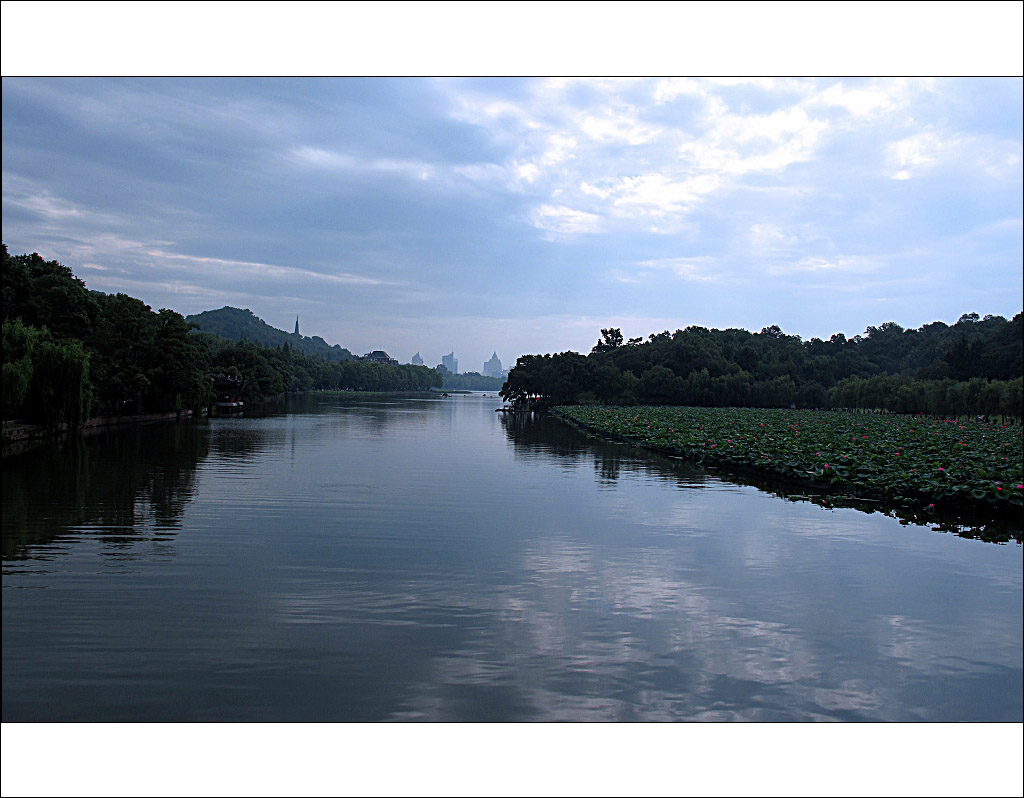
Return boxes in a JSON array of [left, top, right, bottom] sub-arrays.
[[552, 405, 1023, 535], [2, 410, 197, 456], [310, 389, 440, 399]]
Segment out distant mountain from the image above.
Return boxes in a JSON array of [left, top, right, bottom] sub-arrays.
[[186, 306, 354, 362]]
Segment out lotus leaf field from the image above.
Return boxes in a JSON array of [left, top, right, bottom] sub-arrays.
[[554, 406, 1023, 514]]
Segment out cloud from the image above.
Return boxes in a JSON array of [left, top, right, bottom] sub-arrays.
[[886, 129, 1022, 181], [145, 249, 391, 286], [652, 77, 706, 103], [442, 79, 846, 236], [531, 204, 601, 234], [577, 109, 662, 145], [749, 223, 797, 247], [816, 79, 914, 117], [291, 146, 436, 180], [2, 175, 126, 227], [766, 255, 883, 277], [887, 132, 948, 179], [610, 174, 721, 216], [629, 256, 721, 283], [680, 103, 829, 176]]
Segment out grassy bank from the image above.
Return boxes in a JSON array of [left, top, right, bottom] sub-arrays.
[[554, 406, 1023, 516]]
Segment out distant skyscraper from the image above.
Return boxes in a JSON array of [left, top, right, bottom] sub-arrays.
[[441, 352, 458, 374], [411, 352, 424, 366], [293, 316, 299, 335], [483, 352, 503, 378]]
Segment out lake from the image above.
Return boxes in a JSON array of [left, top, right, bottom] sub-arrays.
[[3, 393, 1022, 721]]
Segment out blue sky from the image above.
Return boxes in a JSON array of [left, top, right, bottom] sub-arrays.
[[2, 12, 1022, 375]]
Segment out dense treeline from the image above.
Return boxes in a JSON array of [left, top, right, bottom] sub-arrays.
[[501, 317, 1023, 419], [1, 246, 441, 427], [440, 371, 504, 391]]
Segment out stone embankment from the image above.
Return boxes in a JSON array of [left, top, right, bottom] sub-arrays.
[[3, 410, 194, 453]]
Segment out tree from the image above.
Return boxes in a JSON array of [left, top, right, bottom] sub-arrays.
[[591, 327, 624, 354]]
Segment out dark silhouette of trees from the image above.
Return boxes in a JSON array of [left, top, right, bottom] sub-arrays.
[[503, 313, 1023, 418], [2, 245, 442, 427]]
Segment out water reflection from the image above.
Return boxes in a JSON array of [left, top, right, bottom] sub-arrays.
[[501, 413, 707, 491], [2, 421, 209, 560], [510, 413, 1022, 544], [3, 397, 1021, 722], [712, 469, 1024, 545], [386, 522, 1021, 721], [270, 392, 451, 437]]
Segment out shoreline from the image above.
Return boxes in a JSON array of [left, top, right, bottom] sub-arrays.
[[3, 409, 195, 449], [551, 406, 1023, 542], [1, 390, 443, 455]]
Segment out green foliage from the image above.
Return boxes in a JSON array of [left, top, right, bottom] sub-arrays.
[[27, 336, 92, 428], [1, 244, 99, 339], [556, 405, 1024, 512], [2, 317, 91, 427], [2, 245, 440, 426], [3, 318, 37, 413], [503, 317, 1024, 418], [441, 371, 504, 391]]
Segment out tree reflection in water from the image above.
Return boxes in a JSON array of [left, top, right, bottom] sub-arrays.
[[501, 411, 1023, 544], [2, 421, 210, 559]]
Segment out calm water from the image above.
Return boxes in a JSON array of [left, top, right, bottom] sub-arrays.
[[3, 393, 1022, 721]]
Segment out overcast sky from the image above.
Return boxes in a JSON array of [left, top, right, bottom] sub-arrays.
[[2, 16, 1022, 374]]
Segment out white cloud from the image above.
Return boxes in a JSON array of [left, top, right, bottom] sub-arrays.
[[887, 132, 947, 179], [516, 162, 540, 183], [817, 81, 904, 117], [577, 109, 662, 145], [652, 77, 706, 103], [539, 133, 577, 166], [767, 255, 881, 276], [886, 129, 1022, 181], [632, 256, 721, 283], [512, 133, 577, 185], [681, 105, 829, 176], [146, 249, 390, 286], [2, 175, 126, 227], [609, 173, 722, 217], [291, 146, 435, 180], [531, 204, 600, 234], [749, 223, 797, 246]]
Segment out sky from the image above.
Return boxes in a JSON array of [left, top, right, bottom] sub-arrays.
[[2, 9, 1023, 378]]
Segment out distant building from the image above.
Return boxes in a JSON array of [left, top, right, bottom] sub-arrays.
[[441, 352, 458, 374], [361, 350, 399, 365], [411, 352, 424, 366], [293, 316, 299, 336], [483, 351, 504, 378]]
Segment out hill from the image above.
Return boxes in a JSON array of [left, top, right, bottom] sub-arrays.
[[186, 307, 354, 362]]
